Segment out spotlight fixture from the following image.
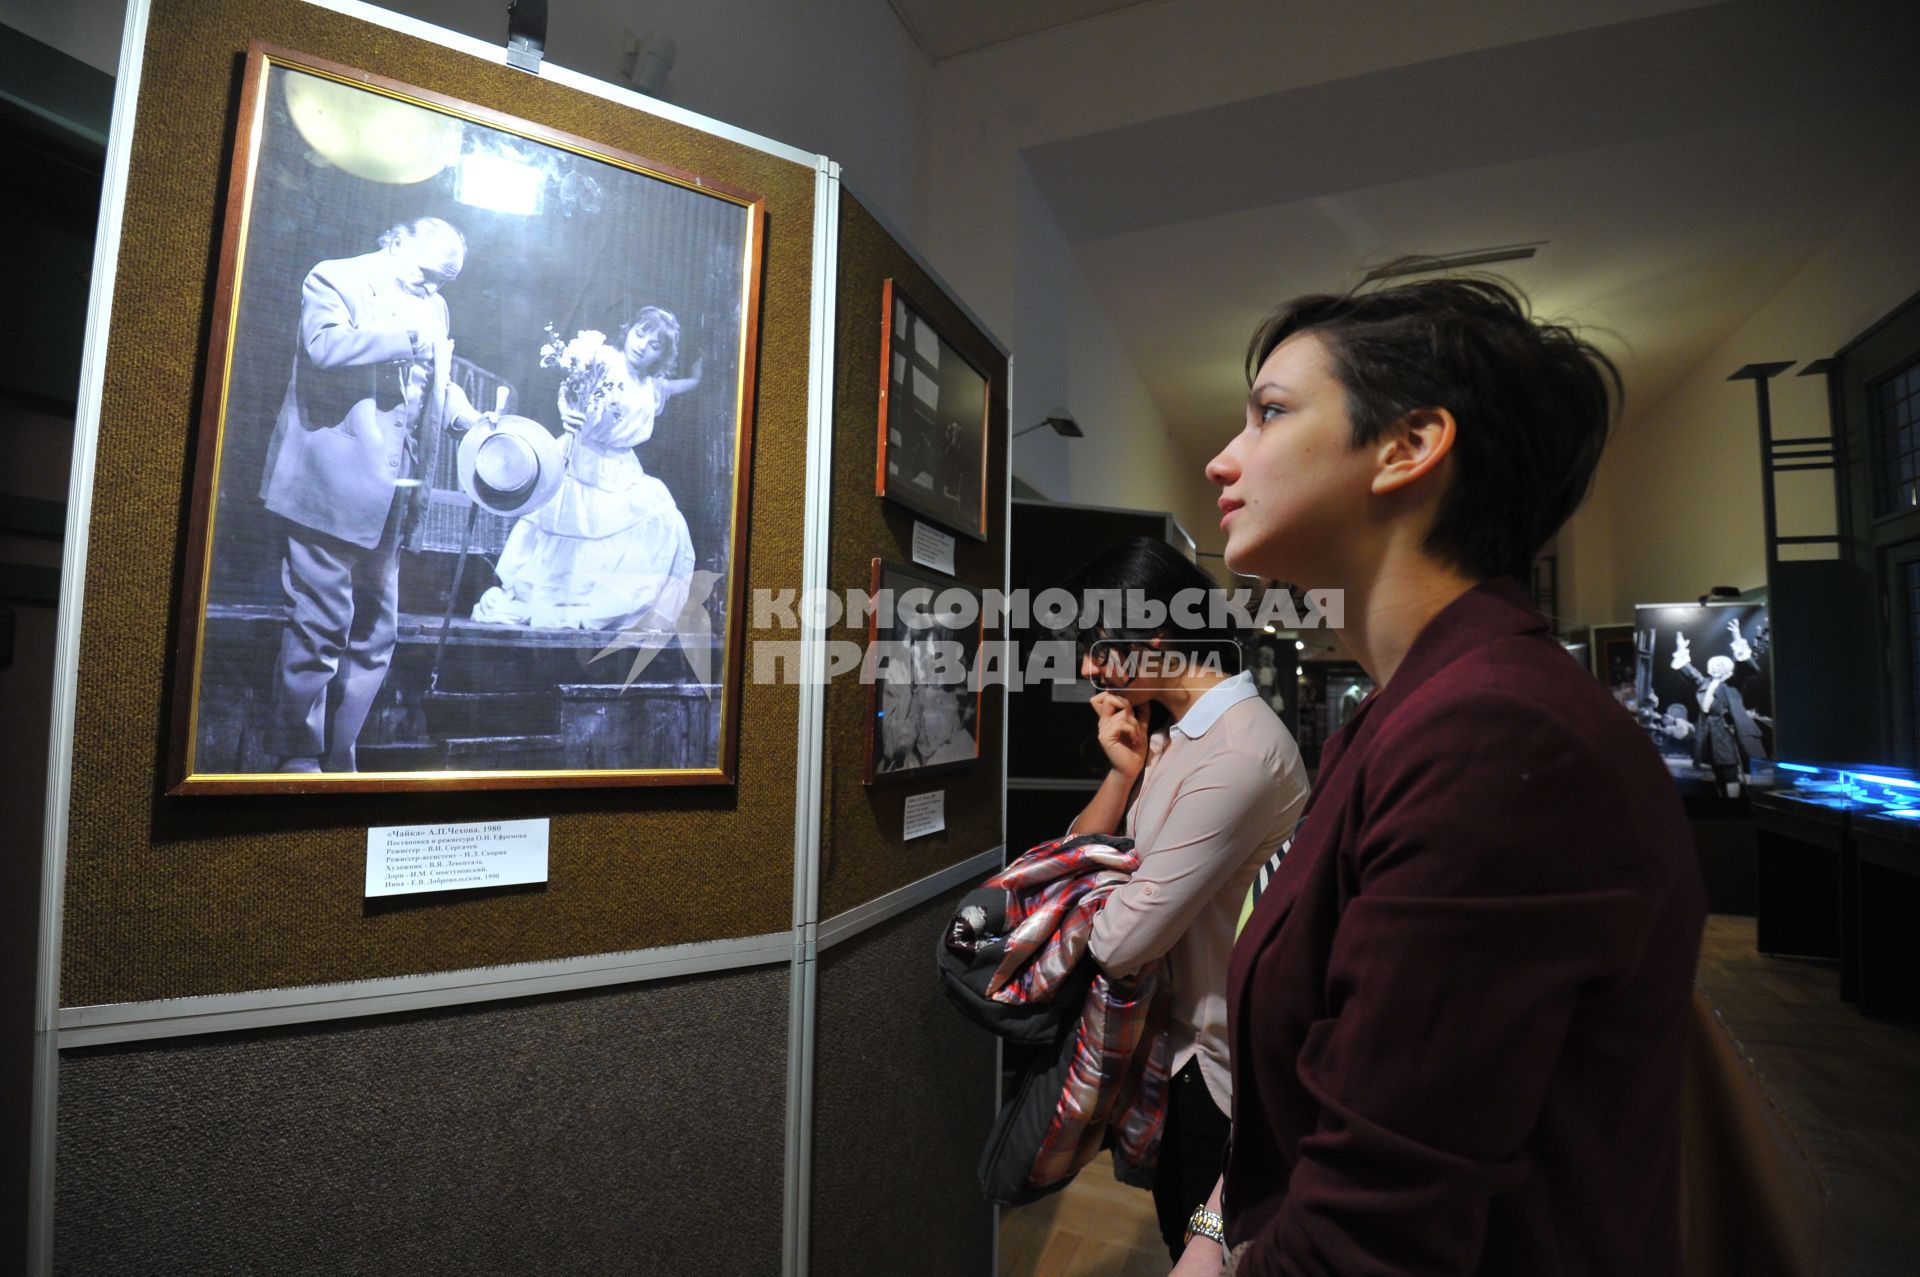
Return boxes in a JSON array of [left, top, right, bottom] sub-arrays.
[[1012, 410, 1082, 440], [1362, 242, 1545, 283], [622, 30, 678, 96]]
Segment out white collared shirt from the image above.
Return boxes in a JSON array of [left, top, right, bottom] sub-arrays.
[[1089, 667, 1309, 1113], [1170, 670, 1260, 740]]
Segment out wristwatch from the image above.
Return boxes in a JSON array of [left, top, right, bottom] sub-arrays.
[[1184, 1205, 1225, 1247]]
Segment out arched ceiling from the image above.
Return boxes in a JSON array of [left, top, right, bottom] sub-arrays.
[[934, 0, 1920, 451]]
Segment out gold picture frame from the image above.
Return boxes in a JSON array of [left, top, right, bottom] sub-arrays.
[[167, 42, 765, 793]]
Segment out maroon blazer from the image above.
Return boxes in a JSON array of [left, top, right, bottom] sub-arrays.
[[1224, 580, 1705, 1276]]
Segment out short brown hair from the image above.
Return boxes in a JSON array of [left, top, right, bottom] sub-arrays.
[[1246, 275, 1619, 582]]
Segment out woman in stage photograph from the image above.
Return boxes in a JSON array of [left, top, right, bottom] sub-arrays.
[[475, 304, 700, 632]]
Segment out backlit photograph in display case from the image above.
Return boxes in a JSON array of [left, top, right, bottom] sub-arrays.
[[1633, 602, 1773, 794]]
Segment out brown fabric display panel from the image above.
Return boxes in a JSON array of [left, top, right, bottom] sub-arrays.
[[56, 964, 789, 1275], [61, 0, 817, 1005], [819, 190, 1008, 918], [810, 891, 995, 1275]]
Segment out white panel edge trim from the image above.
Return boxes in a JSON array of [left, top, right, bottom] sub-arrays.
[[839, 175, 1009, 358], [302, 0, 819, 168], [31, 0, 157, 1270], [55, 933, 793, 1049], [1001, 352, 1013, 855], [994, 352, 1013, 1277], [815, 846, 1003, 952], [781, 156, 841, 1277]]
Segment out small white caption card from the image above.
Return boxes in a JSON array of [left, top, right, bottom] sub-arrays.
[[911, 521, 957, 575], [903, 790, 947, 841], [366, 817, 549, 897]]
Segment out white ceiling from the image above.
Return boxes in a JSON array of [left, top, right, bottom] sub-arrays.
[[1008, 0, 1920, 454], [887, 0, 1159, 60]]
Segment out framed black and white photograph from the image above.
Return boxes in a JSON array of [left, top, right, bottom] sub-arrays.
[[1632, 602, 1774, 792], [863, 560, 984, 784], [167, 43, 764, 792], [875, 278, 990, 539]]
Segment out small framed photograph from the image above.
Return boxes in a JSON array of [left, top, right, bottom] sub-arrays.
[[1588, 623, 1638, 700], [168, 42, 764, 792], [863, 559, 984, 783], [876, 278, 990, 539]]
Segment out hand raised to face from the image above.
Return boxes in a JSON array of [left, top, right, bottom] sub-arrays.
[[1091, 691, 1148, 778]]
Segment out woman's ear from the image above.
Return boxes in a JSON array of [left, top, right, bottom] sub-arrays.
[[1371, 407, 1456, 496]]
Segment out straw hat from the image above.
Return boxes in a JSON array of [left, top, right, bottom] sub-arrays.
[[455, 414, 564, 518]]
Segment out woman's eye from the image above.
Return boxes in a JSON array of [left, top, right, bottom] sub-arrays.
[[1258, 403, 1286, 424]]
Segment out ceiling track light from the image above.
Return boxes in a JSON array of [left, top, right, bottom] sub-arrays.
[[1362, 242, 1547, 283]]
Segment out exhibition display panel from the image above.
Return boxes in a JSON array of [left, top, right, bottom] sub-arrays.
[[815, 187, 1009, 922], [30, 2, 1011, 1273], [55, 0, 819, 1007]]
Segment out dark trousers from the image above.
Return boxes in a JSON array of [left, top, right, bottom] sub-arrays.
[[266, 510, 401, 770], [1153, 1057, 1231, 1260]]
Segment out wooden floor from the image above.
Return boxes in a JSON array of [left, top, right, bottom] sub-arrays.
[[1693, 914, 1920, 1276], [997, 1151, 1166, 1277], [998, 915, 1920, 1277]]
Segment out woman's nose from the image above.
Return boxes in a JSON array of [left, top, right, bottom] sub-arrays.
[[1205, 444, 1237, 487]]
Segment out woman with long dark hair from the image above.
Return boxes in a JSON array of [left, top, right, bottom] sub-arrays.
[[1062, 536, 1308, 1262]]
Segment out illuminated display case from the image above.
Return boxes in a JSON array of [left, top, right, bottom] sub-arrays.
[[1756, 761, 1920, 1010], [1770, 761, 1920, 817]]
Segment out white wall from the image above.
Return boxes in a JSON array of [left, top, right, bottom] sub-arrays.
[[1604, 157, 1920, 618], [382, 0, 936, 243], [922, 0, 1717, 555], [1063, 263, 1224, 551], [0, 0, 121, 72]]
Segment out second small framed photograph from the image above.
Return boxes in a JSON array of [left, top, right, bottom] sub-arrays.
[[876, 278, 990, 539], [864, 559, 985, 784], [1588, 622, 1638, 700]]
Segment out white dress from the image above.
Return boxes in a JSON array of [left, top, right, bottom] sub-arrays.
[[474, 349, 695, 631]]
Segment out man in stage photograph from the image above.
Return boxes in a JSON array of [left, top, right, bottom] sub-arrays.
[[258, 215, 485, 772]]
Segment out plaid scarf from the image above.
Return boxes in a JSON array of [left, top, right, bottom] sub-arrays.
[[978, 834, 1172, 1191]]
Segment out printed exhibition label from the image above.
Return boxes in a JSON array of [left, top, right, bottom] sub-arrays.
[[903, 790, 947, 841], [911, 520, 958, 575], [365, 817, 550, 897]]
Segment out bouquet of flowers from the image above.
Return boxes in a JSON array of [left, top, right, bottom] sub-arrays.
[[538, 323, 613, 422]]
